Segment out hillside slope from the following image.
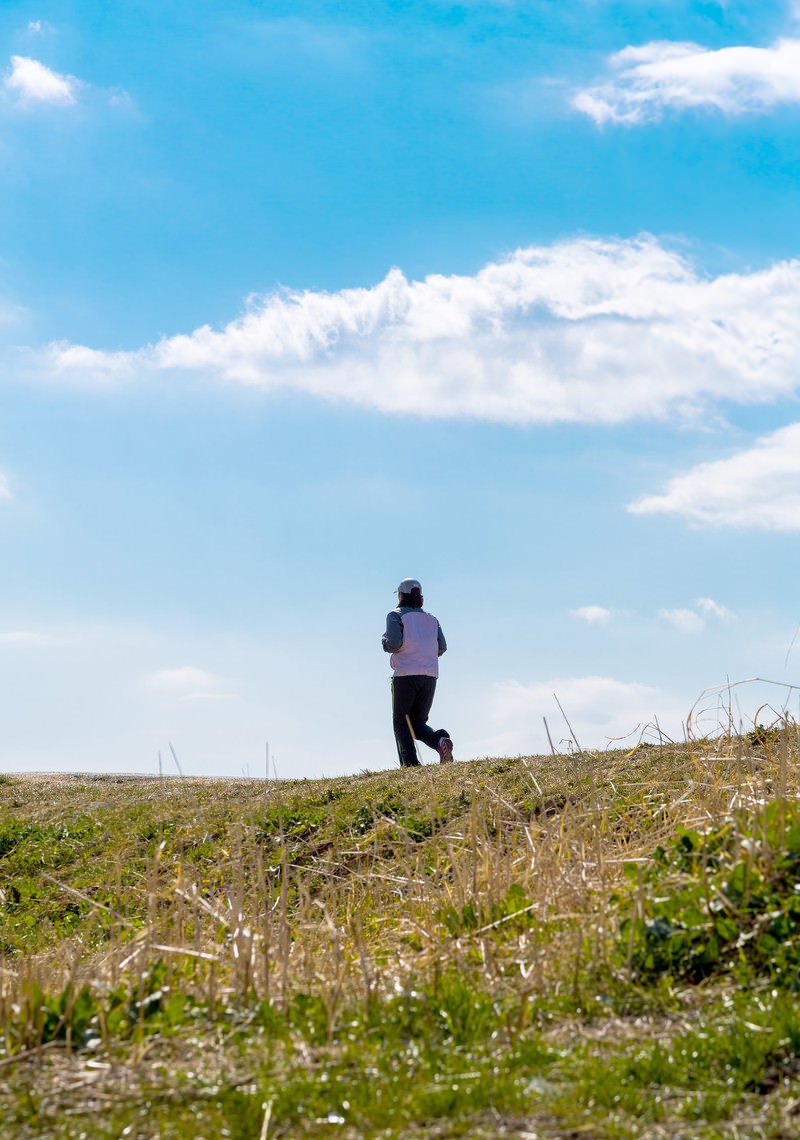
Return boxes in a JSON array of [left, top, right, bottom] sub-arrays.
[[2, 733, 800, 1138]]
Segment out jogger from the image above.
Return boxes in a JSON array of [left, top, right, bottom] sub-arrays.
[[382, 578, 454, 768]]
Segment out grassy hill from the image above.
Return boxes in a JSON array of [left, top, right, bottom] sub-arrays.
[[3, 728, 800, 1138]]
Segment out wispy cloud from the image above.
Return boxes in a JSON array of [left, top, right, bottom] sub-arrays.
[[659, 597, 734, 632], [245, 17, 372, 71], [26, 21, 56, 37], [696, 596, 734, 620], [571, 599, 733, 632], [0, 300, 27, 326], [573, 38, 800, 125], [42, 237, 800, 426], [48, 343, 135, 382], [659, 607, 705, 633], [485, 674, 682, 753], [571, 605, 614, 624], [0, 472, 11, 500], [630, 423, 800, 530], [146, 665, 233, 702], [5, 55, 77, 105], [0, 629, 51, 646]]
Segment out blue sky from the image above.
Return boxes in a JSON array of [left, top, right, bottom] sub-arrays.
[[3, 0, 800, 776]]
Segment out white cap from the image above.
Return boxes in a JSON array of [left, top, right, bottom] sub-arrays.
[[397, 578, 422, 593]]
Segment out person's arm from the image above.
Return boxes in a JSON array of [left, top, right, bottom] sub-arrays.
[[437, 622, 447, 657], [382, 610, 404, 653]]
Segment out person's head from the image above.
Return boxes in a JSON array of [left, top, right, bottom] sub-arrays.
[[397, 577, 424, 609]]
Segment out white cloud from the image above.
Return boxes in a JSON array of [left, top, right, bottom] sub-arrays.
[[658, 597, 734, 632], [696, 596, 734, 620], [0, 472, 10, 500], [146, 665, 233, 702], [659, 607, 705, 633], [573, 38, 800, 125], [494, 675, 663, 725], [47, 342, 136, 382], [630, 423, 800, 530], [43, 237, 800, 426], [571, 605, 613, 624], [484, 674, 681, 753], [6, 55, 77, 104]]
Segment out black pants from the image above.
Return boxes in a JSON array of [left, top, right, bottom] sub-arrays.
[[392, 675, 449, 767]]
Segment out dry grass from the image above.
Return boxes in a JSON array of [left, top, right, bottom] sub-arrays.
[[2, 702, 800, 1136]]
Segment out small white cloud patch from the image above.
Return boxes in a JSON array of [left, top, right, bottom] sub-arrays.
[[659, 608, 705, 633], [696, 597, 734, 620], [48, 342, 135, 382], [147, 665, 232, 702], [6, 55, 77, 104], [658, 598, 734, 632], [0, 472, 10, 500], [573, 38, 800, 126], [571, 605, 613, 624]]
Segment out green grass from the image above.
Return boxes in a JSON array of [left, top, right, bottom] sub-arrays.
[[4, 727, 800, 1136]]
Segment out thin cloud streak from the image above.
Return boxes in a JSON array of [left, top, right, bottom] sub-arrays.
[[630, 423, 800, 531], [44, 237, 800, 426], [573, 38, 800, 125]]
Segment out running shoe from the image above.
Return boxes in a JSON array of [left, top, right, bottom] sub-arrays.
[[438, 736, 454, 764]]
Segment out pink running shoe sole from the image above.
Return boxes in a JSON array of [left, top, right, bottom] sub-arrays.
[[438, 737, 454, 764]]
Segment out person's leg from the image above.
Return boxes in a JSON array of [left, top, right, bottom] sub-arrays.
[[408, 677, 450, 752], [391, 676, 421, 767]]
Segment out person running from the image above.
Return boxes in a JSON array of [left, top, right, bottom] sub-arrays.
[[382, 577, 454, 768]]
